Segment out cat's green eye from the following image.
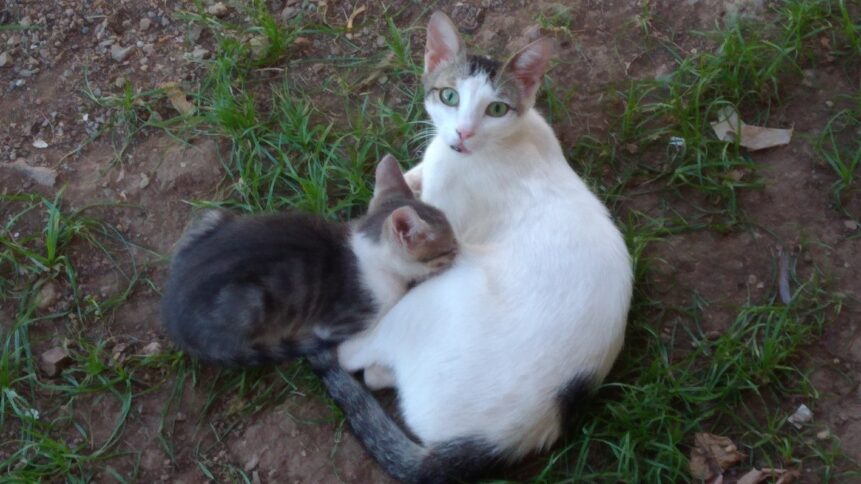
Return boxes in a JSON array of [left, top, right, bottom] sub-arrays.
[[439, 88, 459, 107], [486, 102, 510, 117]]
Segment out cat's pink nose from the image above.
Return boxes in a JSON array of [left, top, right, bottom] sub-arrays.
[[456, 128, 475, 140]]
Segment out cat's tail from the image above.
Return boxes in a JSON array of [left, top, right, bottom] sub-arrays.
[[306, 351, 499, 484]]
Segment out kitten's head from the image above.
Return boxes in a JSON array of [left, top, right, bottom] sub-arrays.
[[359, 155, 458, 277], [422, 11, 554, 155]]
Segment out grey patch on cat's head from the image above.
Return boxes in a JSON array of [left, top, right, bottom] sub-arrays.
[[422, 11, 554, 114], [357, 197, 449, 243], [357, 154, 457, 270], [423, 52, 528, 113]]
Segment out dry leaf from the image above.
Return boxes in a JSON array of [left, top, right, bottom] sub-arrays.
[[160, 82, 195, 115], [689, 433, 747, 480], [346, 5, 367, 32], [711, 107, 793, 151], [737, 468, 799, 484]]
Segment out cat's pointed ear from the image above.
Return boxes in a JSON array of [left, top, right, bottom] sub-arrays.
[[502, 38, 554, 102], [373, 154, 413, 201], [425, 11, 464, 74], [390, 206, 432, 251]]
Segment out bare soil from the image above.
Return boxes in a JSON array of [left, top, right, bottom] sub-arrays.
[[1, 0, 859, 482]]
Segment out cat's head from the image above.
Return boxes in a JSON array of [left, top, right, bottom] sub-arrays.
[[358, 154, 458, 277], [422, 11, 554, 155]]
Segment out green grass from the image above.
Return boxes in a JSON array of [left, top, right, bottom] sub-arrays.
[[815, 96, 861, 210], [2, 0, 860, 481]]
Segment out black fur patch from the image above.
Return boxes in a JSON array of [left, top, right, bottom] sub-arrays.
[[467, 55, 500, 79], [557, 373, 595, 429], [417, 437, 500, 484]]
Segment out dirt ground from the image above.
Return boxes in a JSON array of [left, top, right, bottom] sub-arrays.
[[1, 0, 859, 482]]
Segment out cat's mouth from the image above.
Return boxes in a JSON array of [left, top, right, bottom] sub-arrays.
[[449, 142, 471, 154]]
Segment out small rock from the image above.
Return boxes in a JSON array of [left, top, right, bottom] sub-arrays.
[[32, 139, 48, 149], [817, 429, 830, 440], [139, 173, 150, 189], [249, 36, 268, 60], [244, 454, 260, 471], [206, 2, 230, 18], [0, 51, 8, 67], [114, 76, 126, 88], [110, 44, 134, 62], [188, 24, 204, 44], [788, 404, 813, 429], [280, 7, 299, 21], [0, 159, 57, 186], [40, 347, 72, 377], [35, 281, 58, 310], [112, 342, 130, 362], [450, 4, 485, 34], [375, 35, 386, 48], [844, 220, 858, 230], [189, 46, 209, 61], [139, 18, 151, 31], [293, 36, 312, 53], [141, 341, 161, 356]]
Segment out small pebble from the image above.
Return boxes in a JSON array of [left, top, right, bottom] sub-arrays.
[[110, 44, 134, 62]]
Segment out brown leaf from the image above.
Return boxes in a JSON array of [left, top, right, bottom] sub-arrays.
[[737, 468, 799, 484], [711, 107, 792, 151], [160, 82, 195, 115], [737, 469, 767, 484], [689, 433, 747, 480]]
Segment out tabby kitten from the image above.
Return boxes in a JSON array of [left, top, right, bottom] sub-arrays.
[[160, 155, 457, 366]]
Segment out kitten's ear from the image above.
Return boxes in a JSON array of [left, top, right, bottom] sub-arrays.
[[390, 206, 432, 251], [425, 11, 464, 74], [502, 38, 554, 102], [373, 154, 413, 201]]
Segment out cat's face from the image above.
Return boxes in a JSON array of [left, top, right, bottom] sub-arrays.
[[422, 11, 553, 156], [359, 155, 458, 277]]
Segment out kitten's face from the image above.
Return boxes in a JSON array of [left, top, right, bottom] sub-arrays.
[[359, 155, 458, 278], [422, 11, 553, 156]]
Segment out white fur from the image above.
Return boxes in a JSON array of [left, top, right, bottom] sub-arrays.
[[339, 64, 632, 458], [349, 229, 426, 314]]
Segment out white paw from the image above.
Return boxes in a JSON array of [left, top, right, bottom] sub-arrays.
[[337, 337, 369, 371], [363, 364, 396, 390]]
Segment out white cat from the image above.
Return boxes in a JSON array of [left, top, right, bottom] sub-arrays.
[[310, 11, 633, 483]]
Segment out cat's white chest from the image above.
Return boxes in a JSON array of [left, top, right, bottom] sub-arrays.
[[420, 139, 509, 242]]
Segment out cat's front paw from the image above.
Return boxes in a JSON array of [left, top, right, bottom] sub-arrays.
[[363, 364, 395, 390], [337, 337, 370, 371]]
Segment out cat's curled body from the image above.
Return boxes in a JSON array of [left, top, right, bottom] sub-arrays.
[[161, 155, 457, 367], [310, 12, 633, 484]]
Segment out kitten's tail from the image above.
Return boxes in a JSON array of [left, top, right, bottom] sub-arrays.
[[306, 352, 499, 484]]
